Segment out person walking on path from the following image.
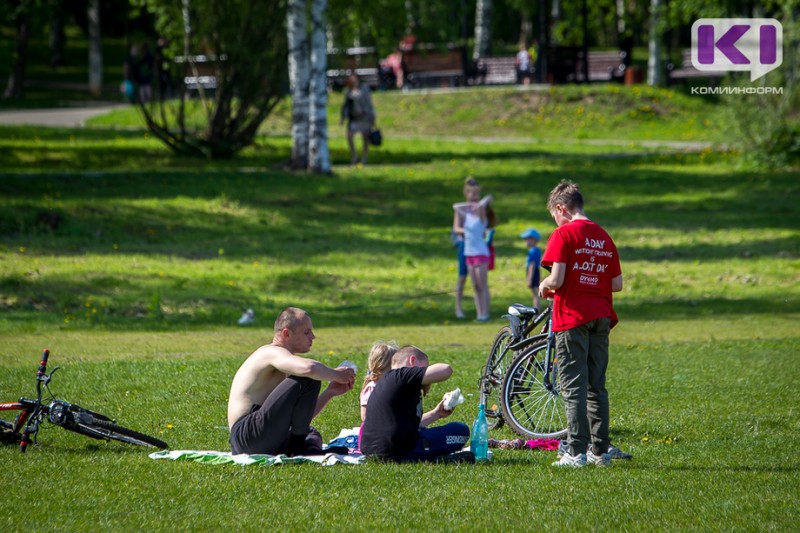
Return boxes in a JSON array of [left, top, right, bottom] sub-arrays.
[[340, 74, 376, 165], [515, 44, 532, 85], [539, 180, 623, 468], [227, 307, 355, 455]]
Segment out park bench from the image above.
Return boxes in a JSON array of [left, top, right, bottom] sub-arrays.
[[667, 49, 725, 84], [476, 56, 517, 85], [573, 51, 627, 82], [326, 46, 380, 90], [544, 48, 626, 84], [174, 54, 225, 93], [403, 46, 466, 89]]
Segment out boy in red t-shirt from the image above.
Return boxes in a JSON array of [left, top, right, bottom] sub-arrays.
[[539, 180, 623, 467]]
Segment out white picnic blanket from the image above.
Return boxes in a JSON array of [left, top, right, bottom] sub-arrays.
[[149, 449, 366, 466]]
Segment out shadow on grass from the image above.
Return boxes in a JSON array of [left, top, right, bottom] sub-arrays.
[[2, 159, 797, 257], [2, 129, 798, 333], [0, 279, 796, 331]]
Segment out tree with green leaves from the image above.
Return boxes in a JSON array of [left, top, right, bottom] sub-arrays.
[[134, 0, 288, 159]]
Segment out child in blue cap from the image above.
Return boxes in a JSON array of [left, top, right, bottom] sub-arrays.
[[520, 228, 541, 309]]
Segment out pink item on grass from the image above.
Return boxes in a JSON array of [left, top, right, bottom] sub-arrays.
[[525, 439, 560, 451]]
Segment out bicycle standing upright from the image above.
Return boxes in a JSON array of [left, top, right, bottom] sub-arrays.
[[479, 303, 552, 429], [499, 306, 568, 439]]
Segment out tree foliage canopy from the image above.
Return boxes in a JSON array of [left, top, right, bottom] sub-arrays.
[[133, 0, 288, 158]]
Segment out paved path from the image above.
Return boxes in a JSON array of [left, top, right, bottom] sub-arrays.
[[0, 104, 128, 127], [0, 102, 719, 152]]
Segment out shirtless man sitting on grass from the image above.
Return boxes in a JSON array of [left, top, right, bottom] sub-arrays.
[[227, 307, 355, 455]]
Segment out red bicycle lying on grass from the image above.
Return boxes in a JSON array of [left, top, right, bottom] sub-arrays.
[[1, 349, 168, 452]]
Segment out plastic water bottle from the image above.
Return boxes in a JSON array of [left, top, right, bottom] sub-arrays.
[[339, 360, 358, 373], [471, 403, 489, 462]]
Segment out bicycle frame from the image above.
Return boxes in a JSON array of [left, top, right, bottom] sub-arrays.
[[501, 305, 552, 356], [0, 399, 36, 434], [539, 314, 557, 393], [479, 305, 552, 424]]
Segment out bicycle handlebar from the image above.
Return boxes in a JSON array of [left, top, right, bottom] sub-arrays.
[[37, 349, 50, 379], [21, 350, 51, 452]]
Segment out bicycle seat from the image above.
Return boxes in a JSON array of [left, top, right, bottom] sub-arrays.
[[507, 304, 538, 318]]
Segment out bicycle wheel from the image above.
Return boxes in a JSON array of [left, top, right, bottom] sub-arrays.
[[71, 418, 168, 449], [501, 341, 567, 439], [481, 326, 514, 429]]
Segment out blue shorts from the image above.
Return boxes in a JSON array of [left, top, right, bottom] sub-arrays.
[[401, 422, 470, 462], [528, 268, 540, 289], [457, 241, 467, 277]]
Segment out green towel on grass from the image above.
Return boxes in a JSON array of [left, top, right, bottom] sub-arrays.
[[149, 449, 366, 466]]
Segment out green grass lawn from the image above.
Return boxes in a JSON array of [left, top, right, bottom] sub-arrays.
[[85, 84, 732, 145], [1, 87, 799, 531]]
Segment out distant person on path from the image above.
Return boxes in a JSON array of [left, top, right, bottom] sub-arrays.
[[340, 74, 376, 165], [360, 346, 470, 462], [452, 177, 497, 321], [515, 44, 532, 85], [227, 307, 355, 455], [122, 45, 139, 103], [520, 228, 542, 309], [539, 180, 623, 468], [528, 41, 539, 81], [138, 43, 155, 103], [384, 48, 405, 89]]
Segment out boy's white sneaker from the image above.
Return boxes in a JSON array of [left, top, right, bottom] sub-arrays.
[[552, 452, 586, 467], [587, 450, 612, 467]]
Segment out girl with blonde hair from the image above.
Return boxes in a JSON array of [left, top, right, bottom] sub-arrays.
[[359, 341, 399, 421]]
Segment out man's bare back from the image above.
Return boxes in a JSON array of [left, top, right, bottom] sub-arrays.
[[228, 344, 295, 428], [226, 308, 355, 454]]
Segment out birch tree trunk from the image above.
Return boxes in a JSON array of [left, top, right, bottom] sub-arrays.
[[88, 0, 103, 96], [404, 0, 415, 35], [308, 0, 331, 173], [615, 0, 626, 37], [647, 0, 665, 87], [287, 0, 311, 170], [473, 0, 492, 60]]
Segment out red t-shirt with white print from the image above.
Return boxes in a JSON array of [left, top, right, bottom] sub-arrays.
[[541, 219, 621, 332]]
